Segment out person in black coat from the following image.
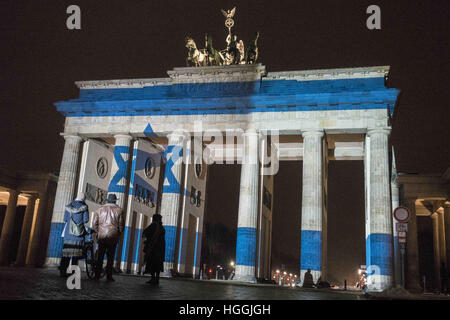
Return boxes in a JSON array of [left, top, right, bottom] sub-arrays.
[[143, 213, 165, 285]]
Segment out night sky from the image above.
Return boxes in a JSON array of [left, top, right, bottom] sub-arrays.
[[1, 1, 448, 283]]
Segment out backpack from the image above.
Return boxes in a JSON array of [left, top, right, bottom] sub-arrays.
[[69, 215, 86, 237]]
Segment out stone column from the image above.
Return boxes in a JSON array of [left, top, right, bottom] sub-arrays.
[[390, 147, 402, 287], [160, 132, 185, 276], [234, 129, 259, 283], [365, 128, 393, 291], [437, 209, 446, 266], [445, 202, 450, 272], [107, 134, 133, 270], [404, 197, 421, 292], [45, 134, 82, 266], [0, 189, 19, 265], [27, 192, 48, 266], [431, 212, 441, 290], [108, 134, 133, 208], [300, 130, 324, 285], [15, 194, 37, 266]]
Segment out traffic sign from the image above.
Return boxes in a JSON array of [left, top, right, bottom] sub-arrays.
[[398, 237, 407, 243], [396, 222, 408, 232], [398, 231, 407, 238], [394, 206, 410, 223]]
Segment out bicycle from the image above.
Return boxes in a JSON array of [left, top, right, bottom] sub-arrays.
[[83, 228, 106, 279]]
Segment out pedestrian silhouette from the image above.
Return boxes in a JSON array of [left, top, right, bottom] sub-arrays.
[[59, 192, 89, 277], [303, 268, 315, 288], [143, 213, 166, 285], [92, 193, 124, 281]]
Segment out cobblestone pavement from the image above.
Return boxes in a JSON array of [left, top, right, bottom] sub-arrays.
[[0, 267, 365, 300]]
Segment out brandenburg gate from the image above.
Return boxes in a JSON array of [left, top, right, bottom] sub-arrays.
[[45, 62, 400, 292]]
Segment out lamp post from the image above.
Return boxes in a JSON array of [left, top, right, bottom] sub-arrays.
[[276, 269, 281, 286]]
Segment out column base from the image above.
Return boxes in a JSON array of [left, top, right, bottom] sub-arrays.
[[366, 275, 393, 292], [44, 257, 61, 267], [160, 270, 173, 278], [299, 269, 321, 287], [233, 265, 256, 283], [233, 274, 256, 283]]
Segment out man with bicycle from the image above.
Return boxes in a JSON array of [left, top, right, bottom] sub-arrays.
[[59, 192, 90, 277], [92, 193, 124, 281]]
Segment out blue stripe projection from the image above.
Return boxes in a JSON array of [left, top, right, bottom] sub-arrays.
[[162, 145, 183, 194], [300, 230, 322, 271], [128, 147, 138, 195], [236, 227, 257, 267], [121, 226, 131, 262], [108, 145, 131, 193], [56, 78, 399, 117], [366, 233, 393, 276], [144, 123, 158, 138], [46, 222, 65, 258], [178, 228, 185, 265], [133, 228, 142, 264], [193, 231, 200, 271], [164, 225, 177, 263]]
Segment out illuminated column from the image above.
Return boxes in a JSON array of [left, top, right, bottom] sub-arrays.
[[46, 134, 82, 266], [404, 197, 421, 292], [437, 209, 446, 267], [15, 194, 37, 266], [107, 134, 133, 270], [108, 134, 133, 208], [391, 148, 401, 287], [131, 213, 145, 274], [0, 189, 19, 265], [300, 130, 324, 285], [120, 139, 138, 271], [234, 129, 259, 283], [27, 192, 48, 266], [445, 203, 450, 273], [431, 212, 441, 290], [160, 132, 185, 276], [365, 128, 393, 291]]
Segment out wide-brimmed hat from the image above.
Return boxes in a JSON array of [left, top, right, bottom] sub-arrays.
[[152, 213, 162, 222], [106, 193, 117, 204]]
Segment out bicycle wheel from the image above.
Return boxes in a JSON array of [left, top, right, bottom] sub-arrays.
[[93, 249, 107, 279], [85, 244, 96, 279]]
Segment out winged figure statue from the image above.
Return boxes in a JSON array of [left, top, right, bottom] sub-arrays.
[[221, 7, 236, 19]]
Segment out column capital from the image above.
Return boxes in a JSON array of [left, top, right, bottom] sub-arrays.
[[166, 131, 188, 144], [26, 193, 38, 202], [243, 128, 260, 136], [6, 189, 19, 197], [301, 130, 324, 138], [367, 127, 391, 137], [113, 133, 133, 141], [60, 133, 83, 142]]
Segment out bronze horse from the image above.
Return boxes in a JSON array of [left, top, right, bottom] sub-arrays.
[[246, 31, 260, 64], [205, 34, 224, 66]]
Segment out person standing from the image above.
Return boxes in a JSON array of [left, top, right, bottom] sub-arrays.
[[92, 194, 124, 281], [302, 268, 315, 288], [143, 213, 165, 285], [59, 192, 89, 277]]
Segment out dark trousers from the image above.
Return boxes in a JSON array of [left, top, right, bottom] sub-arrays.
[[151, 271, 160, 284], [59, 257, 80, 276], [95, 241, 117, 278]]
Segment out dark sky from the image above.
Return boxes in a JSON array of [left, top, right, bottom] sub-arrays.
[[1, 1, 449, 282]]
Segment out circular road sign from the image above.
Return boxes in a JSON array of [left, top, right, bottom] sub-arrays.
[[394, 206, 410, 223]]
